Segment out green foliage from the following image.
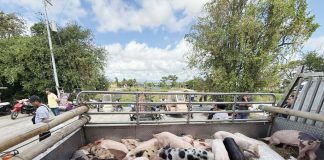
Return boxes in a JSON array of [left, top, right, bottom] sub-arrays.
[[0, 11, 25, 38], [0, 13, 109, 100], [185, 77, 205, 91], [186, 0, 319, 92], [115, 78, 137, 87], [159, 75, 178, 87], [303, 51, 324, 72]]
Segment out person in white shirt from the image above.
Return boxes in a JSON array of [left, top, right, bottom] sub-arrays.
[[29, 95, 51, 141], [208, 99, 229, 120]]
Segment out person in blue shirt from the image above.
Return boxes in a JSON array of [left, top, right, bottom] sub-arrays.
[[29, 95, 51, 141]]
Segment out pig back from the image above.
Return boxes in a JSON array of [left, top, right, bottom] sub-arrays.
[[272, 130, 300, 146], [212, 139, 230, 160]]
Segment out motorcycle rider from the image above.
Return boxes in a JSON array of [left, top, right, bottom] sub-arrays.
[[29, 95, 51, 141], [46, 89, 60, 116]]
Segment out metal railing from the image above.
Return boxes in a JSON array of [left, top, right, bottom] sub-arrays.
[[76, 91, 276, 125]]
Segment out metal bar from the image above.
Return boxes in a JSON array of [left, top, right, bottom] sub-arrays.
[[291, 77, 303, 109], [77, 91, 277, 95], [277, 66, 304, 107], [287, 76, 300, 118], [87, 119, 270, 125], [76, 91, 276, 104], [136, 93, 139, 125], [312, 79, 324, 125], [302, 77, 322, 123], [13, 116, 90, 160], [0, 106, 89, 152], [187, 94, 191, 124], [295, 77, 313, 121], [232, 95, 237, 122], [86, 110, 265, 115], [300, 72, 324, 78], [84, 101, 275, 105], [260, 105, 324, 122]]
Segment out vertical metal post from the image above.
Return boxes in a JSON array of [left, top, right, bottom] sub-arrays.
[[232, 95, 237, 122], [43, 0, 60, 98], [187, 94, 191, 124], [295, 78, 312, 121], [303, 77, 322, 123], [287, 77, 303, 119], [312, 82, 324, 125], [135, 93, 139, 125]]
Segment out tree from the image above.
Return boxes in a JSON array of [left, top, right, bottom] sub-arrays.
[[303, 51, 324, 72], [0, 11, 25, 38], [186, 0, 319, 92], [186, 77, 205, 91], [114, 77, 120, 87], [159, 76, 169, 87], [0, 13, 109, 100], [167, 75, 178, 87]]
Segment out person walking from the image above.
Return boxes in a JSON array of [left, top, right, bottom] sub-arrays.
[[46, 89, 60, 116], [29, 95, 51, 141]]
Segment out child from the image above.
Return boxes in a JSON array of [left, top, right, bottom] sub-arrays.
[[208, 99, 229, 120]]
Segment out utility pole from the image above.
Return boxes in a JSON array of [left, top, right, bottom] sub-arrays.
[[43, 0, 60, 97]]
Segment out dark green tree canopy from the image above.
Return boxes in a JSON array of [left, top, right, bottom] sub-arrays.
[[186, 0, 319, 92], [0, 12, 109, 100], [303, 51, 324, 72]]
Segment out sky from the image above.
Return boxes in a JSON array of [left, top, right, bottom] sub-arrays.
[[0, 0, 323, 82]]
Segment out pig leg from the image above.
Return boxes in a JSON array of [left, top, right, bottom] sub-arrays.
[[269, 137, 280, 145], [297, 147, 308, 160], [306, 151, 317, 160]]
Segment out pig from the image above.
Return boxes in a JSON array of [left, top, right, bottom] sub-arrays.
[[213, 131, 259, 158], [89, 144, 115, 159], [134, 138, 158, 152], [262, 130, 320, 160], [123, 146, 158, 160], [157, 147, 214, 160], [94, 139, 129, 159], [123, 139, 159, 160], [133, 157, 149, 160], [70, 149, 91, 160], [121, 139, 140, 151], [223, 137, 245, 160], [192, 139, 212, 151], [212, 139, 230, 160], [153, 132, 193, 149], [180, 135, 194, 144]]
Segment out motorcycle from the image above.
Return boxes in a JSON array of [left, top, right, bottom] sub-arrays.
[[11, 99, 36, 120]]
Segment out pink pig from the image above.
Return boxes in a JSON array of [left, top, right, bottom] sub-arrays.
[[94, 138, 129, 159], [262, 130, 320, 160], [153, 132, 193, 149]]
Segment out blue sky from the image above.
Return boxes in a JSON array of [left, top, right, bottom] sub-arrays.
[[0, 0, 323, 82]]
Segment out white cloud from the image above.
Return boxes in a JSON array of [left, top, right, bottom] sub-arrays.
[[304, 36, 324, 54], [0, 0, 86, 25], [105, 40, 197, 82], [89, 0, 210, 32]]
